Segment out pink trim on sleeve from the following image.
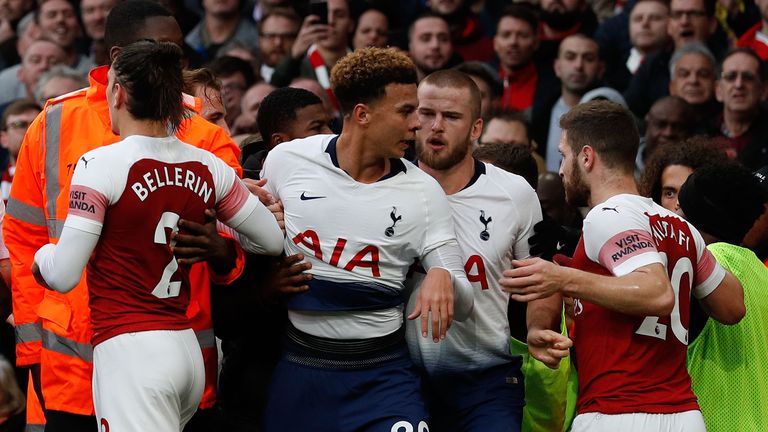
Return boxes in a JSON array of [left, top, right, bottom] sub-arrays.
[[597, 229, 658, 272], [68, 185, 108, 222], [694, 248, 717, 285], [217, 180, 250, 222]]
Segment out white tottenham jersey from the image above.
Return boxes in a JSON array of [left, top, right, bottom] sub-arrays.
[[406, 161, 542, 375], [261, 135, 459, 339]]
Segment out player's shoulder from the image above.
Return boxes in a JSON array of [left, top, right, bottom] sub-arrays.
[[277, 134, 334, 156], [585, 194, 653, 224], [266, 134, 336, 168], [482, 162, 538, 199], [405, 159, 445, 190], [74, 141, 129, 179]]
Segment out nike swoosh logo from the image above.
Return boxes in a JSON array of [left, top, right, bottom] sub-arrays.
[[300, 192, 326, 201]]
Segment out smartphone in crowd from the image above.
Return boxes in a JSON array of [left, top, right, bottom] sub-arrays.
[[309, 0, 328, 25]]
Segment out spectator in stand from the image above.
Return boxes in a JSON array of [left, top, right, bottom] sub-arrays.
[[426, 0, 494, 62], [270, 0, 352, 112], [80, 0, 116, 66], [0, 0, 33, 68], [218, 40, 260, 79], [0, 99, 40, 202], [714, 48, 768, 170], [0, 38, 65, 105], [9, 12, 38, 66], [35, 0, 94, 74], [531, 34, 604, 172], [624, 0, 724, 117], [408, 13, 460, 81], [636, 96, 696, 175], [257, 9, 300, 83], [207, 55, 256, 129], [481, 109, 546, 174], [454, 61, 502, 119], [537, 0, 599, 63], [352, 7, 388, 50], [667, 43, 718, 132], [493, 5, 557, 113], [34, 64, 88, 106], [736, 0, 768, 60], [252, 0, 292, 22], [289, 77, 339, 132], [604, 0, 671, 92], [185, 0, 258, 61], [231, 82, 275, 136]]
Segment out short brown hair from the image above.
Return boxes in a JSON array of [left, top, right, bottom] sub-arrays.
[[183, 68, 221, 93], [421, 69, 481, 120], [331, 47, 417, 115], [258, 8, 301, 33], [559, 100, 639, 174], [1, 99, 41, 130], [474, 143, 538, 188], [484, 109, 530, 144]]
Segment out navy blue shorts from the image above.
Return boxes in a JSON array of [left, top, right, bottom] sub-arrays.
[[263, 329, 429, 432], [423, 361, 525, 432]]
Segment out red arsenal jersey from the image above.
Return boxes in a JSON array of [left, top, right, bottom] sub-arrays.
[[570, 194, 725, 414], [66, 135, 251, 345]]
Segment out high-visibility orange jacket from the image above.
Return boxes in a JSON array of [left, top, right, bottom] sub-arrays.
[[4, 65, 242, 415], [26, 374, 45, 431]]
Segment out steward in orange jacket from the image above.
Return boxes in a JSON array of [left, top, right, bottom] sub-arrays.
[[4, 64, 243, 422]]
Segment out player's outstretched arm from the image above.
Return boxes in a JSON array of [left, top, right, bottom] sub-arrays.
[[32, 226, 99, 293], [407, 267, 453, 343], [420, 242, 474, 321], [501, 258, 675, 317], [409, 241, 475, 342], [217, 182, 284, 256], [697, 270, 745, 325]]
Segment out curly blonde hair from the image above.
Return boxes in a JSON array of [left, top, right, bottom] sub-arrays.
[[330, 47, 417, 114]]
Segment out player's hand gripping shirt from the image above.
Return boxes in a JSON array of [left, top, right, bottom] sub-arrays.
[[35, 136, 283, 346], [407, 161, 542, 375], [262, 135, 472, 340], [570, 194, 725, 414]]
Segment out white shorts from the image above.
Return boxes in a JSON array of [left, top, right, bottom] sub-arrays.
[[571, 410, 706, 432], [93, 329, 205, 432]]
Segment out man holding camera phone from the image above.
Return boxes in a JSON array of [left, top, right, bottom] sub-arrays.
[[269, 0, 352, 115]]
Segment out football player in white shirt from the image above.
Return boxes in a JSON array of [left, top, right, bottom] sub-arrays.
[[259, 48, 474, 432], [500, 101, 745, 432], [405, 70, 542, 431]]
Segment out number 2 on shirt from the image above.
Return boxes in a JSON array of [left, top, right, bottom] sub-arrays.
[[151, 211, 182, 299]]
